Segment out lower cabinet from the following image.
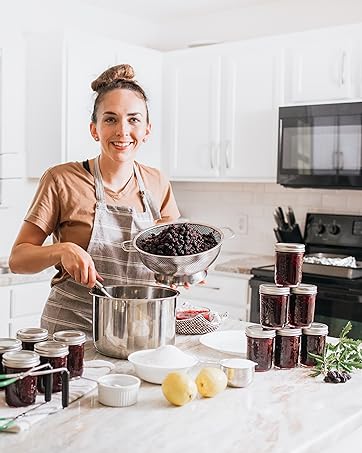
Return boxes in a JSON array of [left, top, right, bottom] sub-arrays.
[[0, 280, 51, 337], [177, 272, 251, 321]]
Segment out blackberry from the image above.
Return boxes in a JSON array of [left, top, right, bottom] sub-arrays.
[[138, 223, 218, 256], [324, 370, 351, 384]]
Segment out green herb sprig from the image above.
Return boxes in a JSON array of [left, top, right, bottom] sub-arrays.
[[310, 321, 362, 378]]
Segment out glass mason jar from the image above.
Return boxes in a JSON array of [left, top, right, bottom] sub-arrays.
[[0, 338, 22, 375], [3, 350, 40, 407], [53, 330, 86, 379], [259, 284, 290, 329], [16, 327, 48, 351], [246, 325, 276, 372], [274, 243, 305, 287], [300, 322, 328, 367], [34, 340, 69, 393], [289, 284, 317, 327], [274, 327, 302, 369]]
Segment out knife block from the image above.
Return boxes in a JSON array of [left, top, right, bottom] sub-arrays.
[[274, 224, 304, 244]]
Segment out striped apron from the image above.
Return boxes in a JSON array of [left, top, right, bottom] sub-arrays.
[[41, 156, 161, 338]]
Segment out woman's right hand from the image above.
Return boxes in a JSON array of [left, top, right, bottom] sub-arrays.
[[60, 243, 102, 288]]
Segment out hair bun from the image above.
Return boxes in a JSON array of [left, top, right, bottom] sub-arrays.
[[91, 64, 135, 92]]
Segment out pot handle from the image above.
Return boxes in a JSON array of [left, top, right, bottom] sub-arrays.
[[220, 226, 235, 241], [121, 240, 137, 252]]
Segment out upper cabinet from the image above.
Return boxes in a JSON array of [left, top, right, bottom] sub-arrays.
[[26, 31, 162, 178], [163, 39, 281, 181]]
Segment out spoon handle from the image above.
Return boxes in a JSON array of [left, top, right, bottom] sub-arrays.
[[94, 280, 113, 298]]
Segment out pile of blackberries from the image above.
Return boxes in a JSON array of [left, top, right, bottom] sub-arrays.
[[138, 223, 218, 256], [323, 370, 351, 383]]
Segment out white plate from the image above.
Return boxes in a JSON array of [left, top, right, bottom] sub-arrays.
[[199, 330, 247, 355]]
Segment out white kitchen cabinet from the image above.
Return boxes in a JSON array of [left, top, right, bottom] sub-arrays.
[[26, 31, 162, 178], [162, 39, 280, 181], [177, 272, 251, 321], [0, 287, 11, 337]]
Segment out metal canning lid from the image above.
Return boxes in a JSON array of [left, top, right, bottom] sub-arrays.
[[53, 330, 86, 346], [291, 284, 317, 295], [275, 243, 305, 253], [0, 338, 22, 353], [302, 322, 328, 336], [245, 325, 276, 339], [259, 284, 290, 296], [34, 340, 69, 358], [16, 327, 48, 342], [2, 350, 40, 368], [276, 327, 302, 337]]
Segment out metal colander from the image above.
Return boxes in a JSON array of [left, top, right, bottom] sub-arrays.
[[122, 223, 232, 285]]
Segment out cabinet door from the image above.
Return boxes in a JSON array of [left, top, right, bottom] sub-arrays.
[[163, 50, 222, 179], [10, 281, 50, 318], [283, 30, 356, 103], [0, 287, 11, 337]]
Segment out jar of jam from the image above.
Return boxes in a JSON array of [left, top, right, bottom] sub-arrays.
[[259, 284, 289, 329], [53, 330, 86, 379], [301, 322, 328, 367], [0, 338, 22, 374], [2, 350, 40, 407], [274, 327, 302, 369], [16, 327, 48, 351], [274, 243, 305, 287], [289, 284, 317, 327], [246, 325, 276, 372], [34, 340, 69, 393]]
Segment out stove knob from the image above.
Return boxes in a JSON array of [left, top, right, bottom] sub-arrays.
[[328, 224, 340, 235], [315, 223, 326, 235]]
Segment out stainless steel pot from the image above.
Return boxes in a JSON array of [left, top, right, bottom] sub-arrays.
[[91, 285, 179, 359]]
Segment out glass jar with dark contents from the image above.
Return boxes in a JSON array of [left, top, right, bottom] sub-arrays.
[[301, 322, 328, 367], [34, 340, 69, 393], [274, 327, 302, 369], [246, 325, 276, 372], [289, 284, 317, 327], [16, 327, 48, 351], [259, 284, 289, 329], [0, 338, 22, 375], [274, 243, 305, 287], [2, 350, 40, 407], [53, 330, 86, 379]]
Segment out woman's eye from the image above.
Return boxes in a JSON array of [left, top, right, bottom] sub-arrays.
[[105, 117, 116, 123], [129, 117, 140, 124]]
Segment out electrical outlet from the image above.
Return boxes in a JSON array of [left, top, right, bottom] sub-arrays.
[[237, 214, 248, 235]]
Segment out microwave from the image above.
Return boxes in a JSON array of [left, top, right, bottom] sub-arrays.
[[277, 101, 362, 189]]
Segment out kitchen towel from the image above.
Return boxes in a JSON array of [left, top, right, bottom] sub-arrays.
[[0, 359, 115, 433]]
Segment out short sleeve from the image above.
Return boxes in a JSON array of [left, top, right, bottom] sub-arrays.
[[158, 173, 180, 223], [24, 168, 60, 236]]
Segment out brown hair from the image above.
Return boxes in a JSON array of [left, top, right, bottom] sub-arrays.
[[91, 64, 149, 123]]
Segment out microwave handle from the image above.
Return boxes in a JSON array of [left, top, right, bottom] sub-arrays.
[[339, 151, 344, 170], [332, 151, 338, 169]]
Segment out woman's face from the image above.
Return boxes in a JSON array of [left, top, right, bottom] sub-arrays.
[[90, 88, 151, 164]]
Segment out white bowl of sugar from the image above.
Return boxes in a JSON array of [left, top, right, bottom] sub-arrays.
[[128, 345, 198, 384]]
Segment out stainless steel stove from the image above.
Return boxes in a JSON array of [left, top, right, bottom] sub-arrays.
[[249, 213, 362, 338]]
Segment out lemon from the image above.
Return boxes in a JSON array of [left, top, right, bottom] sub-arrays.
[[162, 372, 197, 406], [195, 367, 227, 397]]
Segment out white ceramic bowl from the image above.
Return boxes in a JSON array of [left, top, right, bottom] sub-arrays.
[[98, 374, 141, 407], [128, 348, 198, 384]]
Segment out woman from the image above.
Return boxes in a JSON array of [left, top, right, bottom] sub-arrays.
[[9, 64, 180, 336]]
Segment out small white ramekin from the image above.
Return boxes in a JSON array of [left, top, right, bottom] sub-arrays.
[[98, 374, 141, 407]]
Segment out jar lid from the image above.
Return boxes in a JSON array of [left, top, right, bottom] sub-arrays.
[[34, 340, 69, 358], [291, 284, 317, 295], [0, 338, 22, 353], [259, 284, 290, 295], [16, 327, 48, 342], [276, 327, 302, 337], [245, 325, 276, 339], [53, 330, 86, 346], [302, 322, 328, 336], [2, 350, 40, 368], [275, 243, 305, 253]]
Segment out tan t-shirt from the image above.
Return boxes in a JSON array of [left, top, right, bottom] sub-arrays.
[[25, 160, 180, 284]]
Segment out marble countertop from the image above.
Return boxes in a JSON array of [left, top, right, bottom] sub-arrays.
[[0, 268, 54, 286], [3, 319, 362, 453], [213, 253, 273, 274]]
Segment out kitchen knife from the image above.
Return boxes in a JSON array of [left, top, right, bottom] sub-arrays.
[[276, 207, 289, 231], [287, 206, 296, 228]]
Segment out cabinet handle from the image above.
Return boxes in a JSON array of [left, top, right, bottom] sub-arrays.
[[210, 144, 215, 169], [339, 151, 344, 170], [340, 51, 346, 86], [332, 150, 338, 169], [225, 141, 231, 169], [199, 286, 221, 291]]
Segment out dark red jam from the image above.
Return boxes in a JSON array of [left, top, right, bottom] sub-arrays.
[[274, 328, 302, 369], [246, 325, 276, 372], [274, 243, 305, 287], [37, 356, 68, 393], [289, 285, 317, 327], [300, 323, 328, 367], [68, 344, 84, 378], [259, 284, 289, 329], [16, 328, 48, 351], [0, 339, 22, 375], [34, 341, 69, 392]]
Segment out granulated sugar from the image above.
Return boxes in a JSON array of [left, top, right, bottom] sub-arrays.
[[137, 345, 195, 367]]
